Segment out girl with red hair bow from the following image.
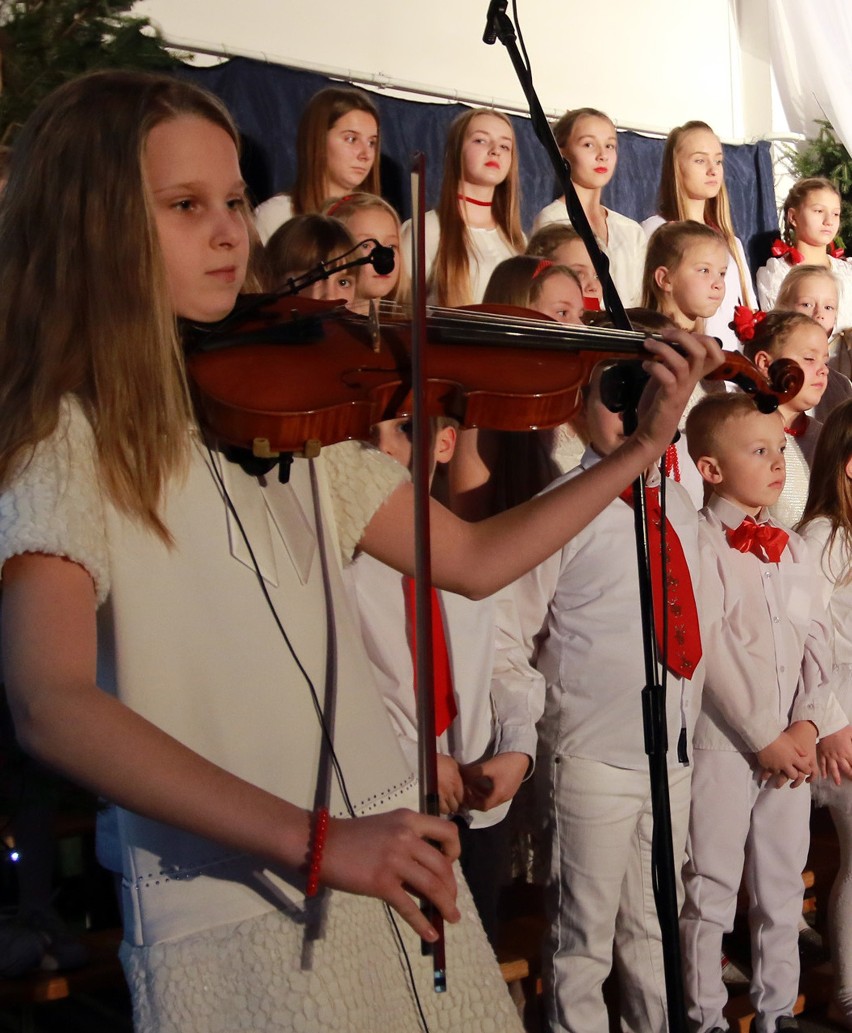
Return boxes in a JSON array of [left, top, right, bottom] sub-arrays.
[[757, 178, 852, 331]]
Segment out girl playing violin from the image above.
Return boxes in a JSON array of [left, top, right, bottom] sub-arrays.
[[253, 85, 380, 243], [401, 107, 525, 307], [0, 71, 718, 1032]]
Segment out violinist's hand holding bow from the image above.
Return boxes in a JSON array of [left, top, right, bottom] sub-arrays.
[[633, 329, 724, 462], [320, 808, 461, 942]]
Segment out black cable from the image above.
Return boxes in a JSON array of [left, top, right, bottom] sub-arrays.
[[202, 443, 356, 816]]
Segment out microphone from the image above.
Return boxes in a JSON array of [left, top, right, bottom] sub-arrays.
[[482, 0, 507, 44], [270, 239, 396, 298], [368, 242, 395, 275]]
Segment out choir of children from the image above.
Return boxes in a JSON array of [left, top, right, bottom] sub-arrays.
[[7, 62, 852, 1033]]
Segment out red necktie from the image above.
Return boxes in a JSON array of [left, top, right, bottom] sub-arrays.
[[403, 578, 458, 736], [620, 486, 702, 680], [726, 516, 788, 563]]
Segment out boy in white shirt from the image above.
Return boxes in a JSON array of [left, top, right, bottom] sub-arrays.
[[682, 392, 838, 1033], [345, 416, 540, 944], [508, 363, 704, 1033]]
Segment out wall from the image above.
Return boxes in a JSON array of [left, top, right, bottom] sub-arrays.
[[134, 0, 786, 143]]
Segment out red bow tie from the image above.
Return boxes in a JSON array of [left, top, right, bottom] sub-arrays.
[[725, 517, 788, 563], [770, 238, 804, 265]]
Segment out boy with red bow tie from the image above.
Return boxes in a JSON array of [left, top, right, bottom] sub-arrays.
[[681, 392, 842, 1033]]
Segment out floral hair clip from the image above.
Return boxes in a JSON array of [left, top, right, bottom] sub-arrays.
[[730, 305, 767, 343]]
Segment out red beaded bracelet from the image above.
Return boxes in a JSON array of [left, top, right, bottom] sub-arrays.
[[306, 806, 330, 898]]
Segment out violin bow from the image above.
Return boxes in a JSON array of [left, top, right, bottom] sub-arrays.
[[409, 151, 447, 993]]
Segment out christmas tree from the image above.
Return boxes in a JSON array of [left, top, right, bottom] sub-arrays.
[[787, 119, 852, 247], [0, 0, 178, 144]]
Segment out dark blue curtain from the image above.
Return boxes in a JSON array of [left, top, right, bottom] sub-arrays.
[[182, 56, 779, 287]]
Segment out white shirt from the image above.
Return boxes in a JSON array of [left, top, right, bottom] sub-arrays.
[[532, 199, 646, 308], [344, 553, 543, 829], [800, 516, 852, 717], [400, 209, 519, 304], [508, 448, 703, 770], [0, 399, 416, 945], [641, 214, 755, 351], [694, 494, 836, 754], [253, 193, 295, 244], [768, 416, 821, 529]]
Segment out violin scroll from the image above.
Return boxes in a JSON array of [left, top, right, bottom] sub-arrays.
[[704, 354, 804, 415]]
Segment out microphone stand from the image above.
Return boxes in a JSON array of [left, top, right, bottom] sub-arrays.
[[276, 240, 395, 298], [484, 6, 688, 1031]]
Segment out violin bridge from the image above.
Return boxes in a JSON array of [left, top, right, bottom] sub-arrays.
[[368, 299, 381, 353]]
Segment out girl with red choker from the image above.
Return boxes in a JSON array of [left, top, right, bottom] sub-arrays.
[[400, 108, 524, 307]]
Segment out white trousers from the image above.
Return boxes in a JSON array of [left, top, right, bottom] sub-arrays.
[[680, 749, 811, 1033], [827, 802, 852, 1021], [541, 754, 692, 1033]]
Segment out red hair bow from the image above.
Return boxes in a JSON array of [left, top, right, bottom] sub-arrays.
[[770, 238, 804, 265], [730, 305, 767, 342], [830, 241, 846, 260]]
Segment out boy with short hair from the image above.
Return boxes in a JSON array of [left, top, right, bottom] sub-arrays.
[[507, 362, 704, 1033], [345, 416, 539, 943], [682, 392, 839, 1033]]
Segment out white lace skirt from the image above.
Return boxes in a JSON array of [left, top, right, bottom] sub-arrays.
[[120, 872, 523, 1033]]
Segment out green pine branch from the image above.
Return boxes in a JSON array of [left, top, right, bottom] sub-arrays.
[[0, 0, 181, 145], [786, 118, 852, 247]]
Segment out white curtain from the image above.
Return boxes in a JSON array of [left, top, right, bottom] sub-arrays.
[[768, 0, 852, 150]]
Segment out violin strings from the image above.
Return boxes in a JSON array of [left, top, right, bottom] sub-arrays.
[[374, 299, 654, 350]]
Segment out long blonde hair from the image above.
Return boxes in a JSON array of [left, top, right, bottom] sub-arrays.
[[0, 70, 250, 541], [431, 108, 524, 308], [656, 120, 751, 307]]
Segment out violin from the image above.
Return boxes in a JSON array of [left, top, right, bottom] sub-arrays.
[[183, 294, 804, 460]]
